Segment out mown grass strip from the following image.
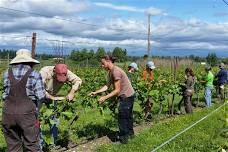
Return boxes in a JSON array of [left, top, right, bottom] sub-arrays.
[[97, 103, 227, 152], [151, 103, 227, 152]]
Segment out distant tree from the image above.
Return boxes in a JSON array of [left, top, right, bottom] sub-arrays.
[[221, 58, 228, 65], [188, 54, 205, 62], [206, 53, 218, 66], [70, 48, 94, 62], [106, 51, 112, 56], [37, 53, 56, 60], [81, 48, 90, 61], [143, 54, 148, 59], [88, 49, 95, 59], [96, 47, 106, 60], [69, 49, 99, 66], [112, 47, 127, 62], [189, 55, 195, 60], [0, 49, 16, 58], [70, 50, 81, 61]]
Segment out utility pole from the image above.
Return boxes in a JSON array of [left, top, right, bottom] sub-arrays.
[[7, 53, 9, 68], [147, 14, 151, 59], [31, 32, 36, 59]]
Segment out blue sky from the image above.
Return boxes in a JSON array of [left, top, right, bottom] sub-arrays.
[[0, 0, 228, 57], [83, 0, 228, 21]]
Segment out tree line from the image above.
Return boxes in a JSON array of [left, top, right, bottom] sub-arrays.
[[69, 47, 127, 66], [0, 49, 227, 66], [0, 49, 16, 59]]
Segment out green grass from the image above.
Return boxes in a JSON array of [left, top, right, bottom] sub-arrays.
[[59, 106, 117, 143], [0, 60, 226, 151], [0, 128, 6, 152], [97, 103, 228, 152]]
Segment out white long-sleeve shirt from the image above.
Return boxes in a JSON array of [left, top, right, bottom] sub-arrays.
[[39, 66, 82, 95]]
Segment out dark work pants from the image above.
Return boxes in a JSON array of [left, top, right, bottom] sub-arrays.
[[184, 95, 193, 113], [218, 84, 225, 102], [118, 95, 134, 138], [2, 113, 40, 152]]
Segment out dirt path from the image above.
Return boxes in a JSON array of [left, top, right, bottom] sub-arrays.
[[65, 123, 153, 152]]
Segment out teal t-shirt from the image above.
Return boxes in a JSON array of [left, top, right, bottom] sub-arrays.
[[205, 71, 214, 87]]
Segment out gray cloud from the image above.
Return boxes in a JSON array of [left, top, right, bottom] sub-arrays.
[[213, 12, 228, 17], [1, 1, 228, 56], [0, 0, 90, 18]]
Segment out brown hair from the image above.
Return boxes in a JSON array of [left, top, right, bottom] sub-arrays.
[[101, 55, 116, 63], [185, 68, 194, 77]]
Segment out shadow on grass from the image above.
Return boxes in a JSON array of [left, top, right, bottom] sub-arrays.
[[51, 119, 118, 149], [0, 147, 6, 152], [76, 119, 117, 140]]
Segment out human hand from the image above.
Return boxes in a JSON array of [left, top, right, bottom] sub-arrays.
[[88, 92, 97, 97], [98, 96, 106, 104], [52, 96, 65, 101], [66, 93, 74, 101]]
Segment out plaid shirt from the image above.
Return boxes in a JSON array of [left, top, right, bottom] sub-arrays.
[[3, 64, 45, 105]]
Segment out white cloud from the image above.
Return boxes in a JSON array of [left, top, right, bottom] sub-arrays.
[[94, 2, 162, 15], [0, 0, 90, 17], [94, 2, 144, 12], [145, 7, 162, 16], [1, 1, 228, 56], [164, 41, 227, 50], [2, 15, 228, 55]]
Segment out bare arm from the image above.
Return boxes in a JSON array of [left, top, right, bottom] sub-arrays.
[[89, 85, 108, 96], [98, 80, 121, 103], [45, 91, 65, 101]]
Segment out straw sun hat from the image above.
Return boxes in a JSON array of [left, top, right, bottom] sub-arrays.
[[10, 49, 40, 65]]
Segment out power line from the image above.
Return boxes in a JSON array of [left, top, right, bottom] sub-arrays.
[[0, 6, 97, 27], [0, 34, 149, 49], [222, 0, 228, 6], [0, 35, 31, 39], [0, 6, 148, 36]]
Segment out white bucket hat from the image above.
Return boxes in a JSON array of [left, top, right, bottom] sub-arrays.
[[10, 49, 40, 65], [146, 61, 156, 70], [129, 62, 138, 70]]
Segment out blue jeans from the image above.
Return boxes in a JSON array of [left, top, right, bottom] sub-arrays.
[[50, 116, 59, 145], [40, 101, 60, 147], [205, 86, 213, 107]]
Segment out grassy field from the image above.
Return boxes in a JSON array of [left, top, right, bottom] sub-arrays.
[[0, 59, 227, 152], [97, 103, 228, 152]]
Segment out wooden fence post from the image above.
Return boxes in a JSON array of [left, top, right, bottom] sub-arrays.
[[31, 33, 36, 58]]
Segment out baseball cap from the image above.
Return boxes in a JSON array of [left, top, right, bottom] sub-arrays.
[[205, 64, 211, 71], [54, 64, 68, 82], [129, 62, 138, 70], [219, 63, 225, 69]]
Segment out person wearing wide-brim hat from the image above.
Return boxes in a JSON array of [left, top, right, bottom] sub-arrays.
[[201, 65, 214, 107], [9, 49, 40, 65], [2, 49, 45, 151], [215, 63, 227, 102]]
